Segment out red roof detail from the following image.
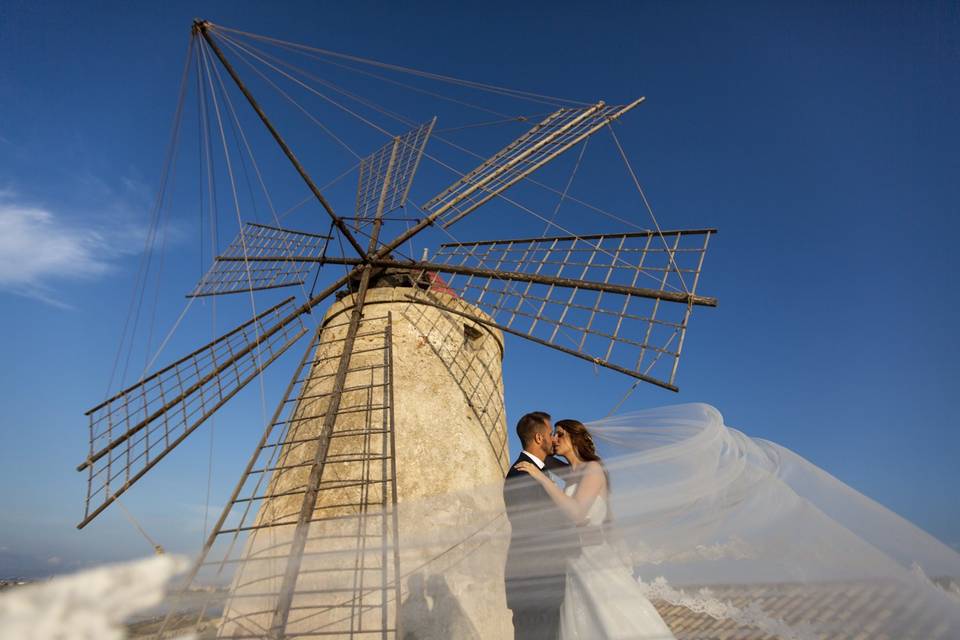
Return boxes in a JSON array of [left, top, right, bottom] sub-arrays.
[[426, 272, 458, 297]]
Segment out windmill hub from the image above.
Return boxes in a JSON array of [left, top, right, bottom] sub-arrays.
[[335, 262, 440, 298]]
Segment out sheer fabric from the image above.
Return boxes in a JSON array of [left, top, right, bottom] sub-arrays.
[[582, 403, 960, 638]]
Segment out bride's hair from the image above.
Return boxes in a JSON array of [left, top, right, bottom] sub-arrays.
[[555, 419, 610, 492]]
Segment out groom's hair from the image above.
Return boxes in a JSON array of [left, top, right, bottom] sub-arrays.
[[516, 411, 551, 447]]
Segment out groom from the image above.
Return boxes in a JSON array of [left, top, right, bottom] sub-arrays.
[[503, 411, 578, 639]]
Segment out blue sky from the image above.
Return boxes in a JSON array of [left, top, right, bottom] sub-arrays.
[[0, 1, 957, 576]]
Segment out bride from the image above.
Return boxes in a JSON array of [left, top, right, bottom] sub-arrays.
[[514, 418, 675, 640]]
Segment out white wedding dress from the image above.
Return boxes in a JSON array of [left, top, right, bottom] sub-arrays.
[[558, 483, 675, 640]]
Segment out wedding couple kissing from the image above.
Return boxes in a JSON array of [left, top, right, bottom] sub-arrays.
[[503, 411, 675, 640]]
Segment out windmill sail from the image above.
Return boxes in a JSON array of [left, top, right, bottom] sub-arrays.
[[354, 119, 435, 231], [414, 229, 715, 390], [77, 297, 309, 528], [422, 99, 644, 228], [189, 223, 332, 298]]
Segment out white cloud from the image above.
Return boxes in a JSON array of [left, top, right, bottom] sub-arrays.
[[0, 197, 149, 307], [0, 206, 112, 281]]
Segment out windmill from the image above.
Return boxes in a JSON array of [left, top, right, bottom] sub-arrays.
[[75, 20, 717, 639]]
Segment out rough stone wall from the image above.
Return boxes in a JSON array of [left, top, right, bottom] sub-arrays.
[[218, 287, 511, 639]]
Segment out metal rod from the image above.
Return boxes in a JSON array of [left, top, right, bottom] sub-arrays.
[[605, 233, 652, 362], [580, 234, 625, 351], [385, 312, 402, 639], [417, 258, 717, 306], [530, 237, 576, 335], [188, 279, 310, 298], [550, 237, 596, 343], [193, 20, 367, 258]]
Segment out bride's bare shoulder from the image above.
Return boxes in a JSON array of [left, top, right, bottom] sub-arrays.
[[584, 461, 608, 490], [584, 460, 604, 473]]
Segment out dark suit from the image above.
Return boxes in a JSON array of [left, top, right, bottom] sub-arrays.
[[503, 453, 578, 639]]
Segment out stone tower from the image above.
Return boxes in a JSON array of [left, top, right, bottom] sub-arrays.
[[218, 278, 513, 639]]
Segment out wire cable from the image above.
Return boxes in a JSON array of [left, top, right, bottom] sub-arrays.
[[213, 23, 589, 107], [104, 36, 194, 397]]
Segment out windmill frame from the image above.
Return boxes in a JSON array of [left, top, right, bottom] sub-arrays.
[[75, 19, 720, 640]]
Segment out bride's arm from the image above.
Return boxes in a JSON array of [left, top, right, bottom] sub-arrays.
[[513, 461, 605, 525]]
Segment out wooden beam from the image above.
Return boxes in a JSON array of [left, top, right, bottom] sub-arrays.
[[438, 228, 717, 248], [212, 256, 718, 307]]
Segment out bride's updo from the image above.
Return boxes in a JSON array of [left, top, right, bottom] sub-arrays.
[[555, 419, 610, 490], [555, 419, 599, 460]]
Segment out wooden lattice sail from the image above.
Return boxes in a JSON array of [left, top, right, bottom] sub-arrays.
[[78, 297, 309, 528], [190, 224, 332, 297], [354, 119, 434, 231], [419, 229, 715, 390], [422, 100, 644, 228]]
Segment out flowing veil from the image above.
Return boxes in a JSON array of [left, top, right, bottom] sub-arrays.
[[579, 403, 960, 638], [156, 402, 960, 639]]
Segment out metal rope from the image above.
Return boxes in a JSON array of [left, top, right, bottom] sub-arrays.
[[198, 37, 274, 517], [115, 498, 165, 555], [278, 162, 362, 222], [216, 30, 670, 289], [265, 37, 524, 121], [213, 23, 589, 107], [219, 35, 362, 160], [104, 36, 194, 397], [216, 32, 395, 138], [218, 31, 645, 234], [607, 124, 690, 295], [209, 38, 329, 319]]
